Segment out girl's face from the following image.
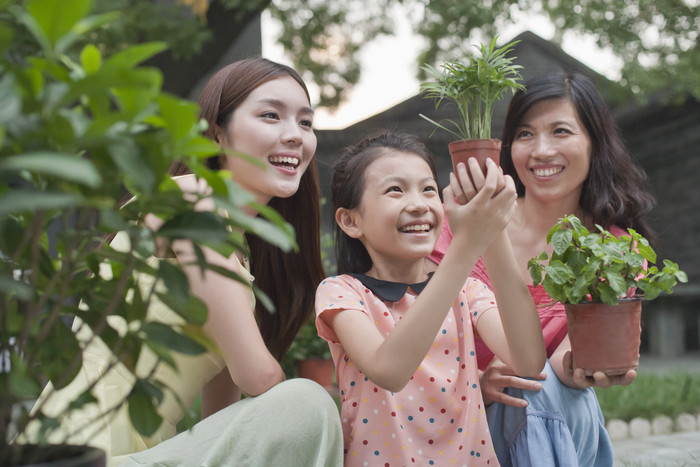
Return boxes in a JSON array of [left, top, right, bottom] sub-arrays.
[[510, 98, 591, 206], [219, 76, 316, 205], [341, 151, 442, 272]]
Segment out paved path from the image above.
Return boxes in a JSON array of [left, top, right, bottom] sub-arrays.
[[611, 352, 700, 466], [613, 431, 700, 466]]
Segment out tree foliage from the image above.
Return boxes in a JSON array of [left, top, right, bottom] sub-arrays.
[[8, 0, 696, 106]]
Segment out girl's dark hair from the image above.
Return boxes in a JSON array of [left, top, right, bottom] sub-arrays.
[[332, 130, 438, 274], [172, 58, 323, 361], [500, 72, 656, 243]]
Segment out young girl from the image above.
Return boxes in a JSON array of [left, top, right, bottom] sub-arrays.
[[315, 131, 545, 466]]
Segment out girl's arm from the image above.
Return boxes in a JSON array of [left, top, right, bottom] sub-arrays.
[[473, 231, 546, 377], [452, 159, 545, 377], [324, 165, 514, 393]]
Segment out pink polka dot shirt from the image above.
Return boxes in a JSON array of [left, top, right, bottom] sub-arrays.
[[315, 274, 499, 466]]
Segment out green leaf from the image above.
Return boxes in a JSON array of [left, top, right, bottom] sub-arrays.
[[543, 261, 575, 286], [129, 380, 163, 437], [0, 190, 83, 215], [551, 229, 573, 256], [8, 354, 41, 397], [102, 42, 167, 74], [27, 0, 91, 48], [156, 292, 207, 326], [140, 322, 206, 355], [0, 72, 21, 126], [597, 282, 620, 305], [158, 261, 189, 305], [604, 271, 628, 296], [0, 152, 102, 188], [158, 211, 229, 243], [80, 43, 101, 75], [157, 94, 199, 140], [108, 140, 155, 194]]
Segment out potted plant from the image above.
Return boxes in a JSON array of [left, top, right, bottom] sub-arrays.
[[527, 215, 688, 376], [419, 36, 525, 178], [285, 316, 334, 390], [0, 0, 294, 465]]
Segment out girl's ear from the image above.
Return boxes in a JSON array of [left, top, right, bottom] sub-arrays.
[[335, 207, 363, 239]]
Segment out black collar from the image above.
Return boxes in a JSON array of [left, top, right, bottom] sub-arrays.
[[348, 272, 434, 302]]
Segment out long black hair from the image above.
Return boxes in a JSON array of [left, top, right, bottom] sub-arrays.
[[500, 72, 656, 243]]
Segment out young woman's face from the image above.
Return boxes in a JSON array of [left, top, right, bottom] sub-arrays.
[[510, 98, 591, 206], [346, 151, 442, 269], [219, 76, 316, 205]]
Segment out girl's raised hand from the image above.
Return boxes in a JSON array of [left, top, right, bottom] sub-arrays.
[[443, 158, 517, 254]]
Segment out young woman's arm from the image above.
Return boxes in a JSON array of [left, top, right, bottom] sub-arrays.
[[324, 166, 514, 392], [151, 176, 285, 403]]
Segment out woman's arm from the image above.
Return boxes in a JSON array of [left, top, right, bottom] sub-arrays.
[[154, 175, 284, 402]]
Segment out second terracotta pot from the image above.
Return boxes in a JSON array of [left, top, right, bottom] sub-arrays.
[[448, 139, 502, 179], [565, 298, 643, 376]]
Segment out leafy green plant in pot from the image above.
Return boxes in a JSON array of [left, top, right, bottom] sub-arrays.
[[419, 36, 525, 178], [528, 215, 688, 376], [0, 0, 294, 465]]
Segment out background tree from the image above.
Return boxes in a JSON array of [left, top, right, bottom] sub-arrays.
[[9, 0, 696, 107]]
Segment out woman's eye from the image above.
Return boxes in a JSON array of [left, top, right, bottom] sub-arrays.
[[424, 185, 437, 192], [300, 118, 313, 128], [554, 127, 572, 135], [261, 112, 279, 120], [515, 129, 532, 139], [386, 186, 402, 193]]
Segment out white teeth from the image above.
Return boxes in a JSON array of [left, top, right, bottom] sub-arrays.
[[269, 156, 300, 167], [533, 167, 563, 177], [400, 224, 431, 232]]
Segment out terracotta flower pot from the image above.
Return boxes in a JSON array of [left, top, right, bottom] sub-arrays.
[[296, 358, 335, 389], [448, 139, 502, 181], [565, 298, 643, 376]]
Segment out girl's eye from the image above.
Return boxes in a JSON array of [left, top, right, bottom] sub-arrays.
[[261, 112, 279, 120], [424, 185, 437, 192], [386, 186, 402, 193], [300, 118, 313, 128]]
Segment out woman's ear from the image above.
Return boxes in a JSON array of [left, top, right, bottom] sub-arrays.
[[213, 125, 225, 145], [335, 208, 363, 239]]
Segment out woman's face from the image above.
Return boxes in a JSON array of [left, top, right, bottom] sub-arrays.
[[219, 76, 316, 205], [510, 98, 591, 206]]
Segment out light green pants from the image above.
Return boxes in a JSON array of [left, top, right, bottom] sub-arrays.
[[119, 379, 343, 467]]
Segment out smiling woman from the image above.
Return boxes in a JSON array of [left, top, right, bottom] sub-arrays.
[[32, 57, 343, 467]]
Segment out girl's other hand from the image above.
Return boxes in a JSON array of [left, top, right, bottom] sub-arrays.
[[443, 158, 517, 253]]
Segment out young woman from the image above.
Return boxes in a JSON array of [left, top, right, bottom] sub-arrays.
[[315, 131, 545, 466], [34, 58, 343, 466], [430, 72, 656, 466]]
